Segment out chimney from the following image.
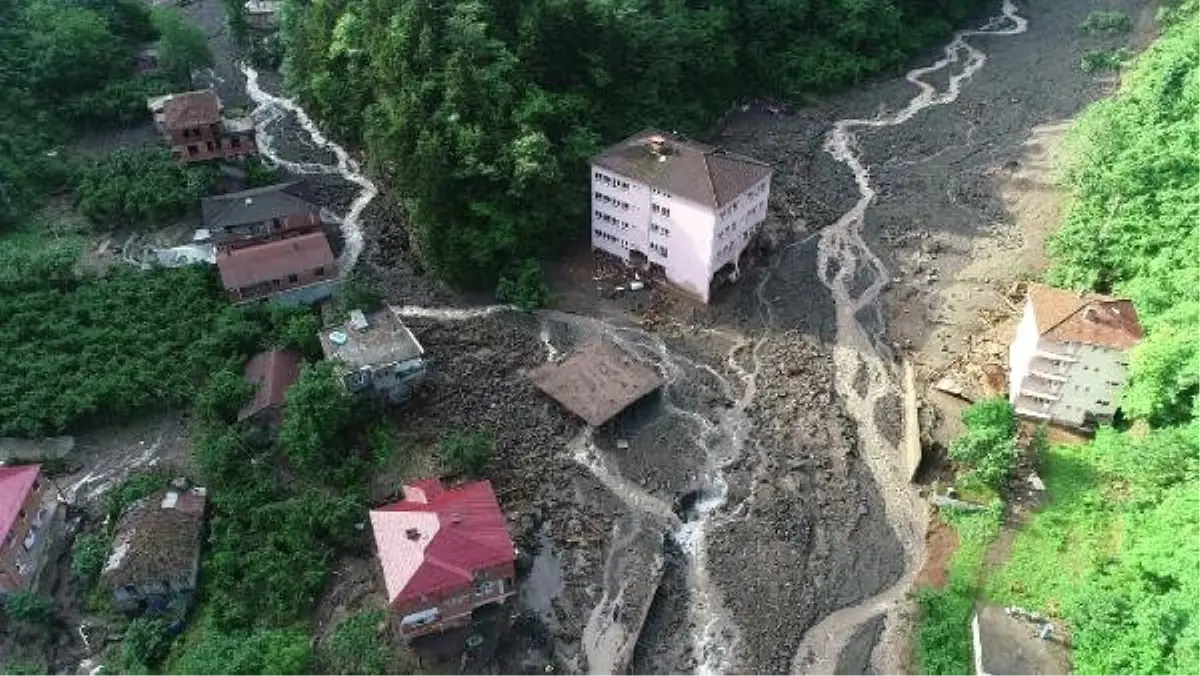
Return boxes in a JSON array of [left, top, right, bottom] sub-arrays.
[[647, 135, 669, 159], [405, 528, 421, 541]]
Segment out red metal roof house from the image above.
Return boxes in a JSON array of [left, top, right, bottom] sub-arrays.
[[0, 464, 49, 592], [369, 479, 516, 639]]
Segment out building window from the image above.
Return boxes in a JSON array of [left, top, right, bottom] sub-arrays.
[[650, 243, 668, 258], [314, 266, 325, 276], [206, 141, 215, 152], [187, 145, 198, 156], [287, 274, 299, 284], [231, 137, 242, 149]]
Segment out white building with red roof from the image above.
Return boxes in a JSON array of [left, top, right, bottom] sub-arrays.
[[1009, 283, 1143, 429], [370, 478, 517, 638]]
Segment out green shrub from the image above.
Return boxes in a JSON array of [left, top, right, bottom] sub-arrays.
[[105, 472, 166, 524], [75, 148, 218, 229], [3, 592, 53, 626], [439, 428, 494, 478], [496, 259, 551, 311], [173, 626, 312, 674], [321, 610, 391, 674], [1, 658, 47, 675], [243, 156, 277, 188], [949, 398, 1018, 490], [1080, 10, 1132, 34], [71, 533, 110, 586], [122, 617, 173, 670], [913, 584, 975, 675], [1081, 49, 1129, 73]]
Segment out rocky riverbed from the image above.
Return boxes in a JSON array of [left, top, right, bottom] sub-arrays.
[[174, 0, 1155, 671]]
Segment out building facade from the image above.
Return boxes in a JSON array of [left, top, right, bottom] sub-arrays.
[[148, 90, 258, 165], [201, 182, 323, 249], [318, 307, 427, 403], [0, 465, 50, 593], [370, 479, 516, 639], [589, 130, 772, 302], [1008, 284, 1143, 430]]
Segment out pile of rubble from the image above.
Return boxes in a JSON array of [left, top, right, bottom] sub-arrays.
[[929, 281, 1028, 403]]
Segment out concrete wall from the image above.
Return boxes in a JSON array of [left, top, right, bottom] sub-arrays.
[[393, 562, 515, 639], [589, 164, 769, 303], [1008, 301, 1039, 402]]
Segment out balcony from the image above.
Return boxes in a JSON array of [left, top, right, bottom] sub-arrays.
[[1015, 407, 1052, 420], [1028, 369, 1067, 382], [1019, 388, 1060, 402], [1034, 349, 1078, 363]]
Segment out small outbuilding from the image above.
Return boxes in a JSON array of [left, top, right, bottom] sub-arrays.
[[238, 349, 302, 426], [527, 338, 664, 427]]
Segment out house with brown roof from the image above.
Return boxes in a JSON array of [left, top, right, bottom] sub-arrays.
[[202, 183, 323, 250], [370, 478, 517, 639], [590, 129, 773, 302], [147, 89, 257, 164], [239, 349, 302, 426], [100, 485, 207, 614], [1008, 283, 1143, 429], [527, 338, 664, 427], [216, 230, 338, 305]]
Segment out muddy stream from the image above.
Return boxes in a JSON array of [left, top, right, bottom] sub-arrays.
[[236, 2, 1030, 670]]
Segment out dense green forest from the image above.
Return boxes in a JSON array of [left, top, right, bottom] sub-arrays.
[[279, 0, 985, 288], [0, 0, 210, 230], [920, 3, 1199, 674]]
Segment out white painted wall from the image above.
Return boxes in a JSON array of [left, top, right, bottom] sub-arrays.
[[1008, 301, 1040, 402], [590, 164, 771, 303]]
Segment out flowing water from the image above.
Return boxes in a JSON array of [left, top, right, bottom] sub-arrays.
[[234, 5, 1028, 668], [241, 64, 377, 274], [793, 3, 1029, 672]]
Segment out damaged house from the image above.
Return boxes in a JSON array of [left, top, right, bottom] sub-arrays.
[[528, 338, 665, 427], [1008, 283, 1143, 430], [147, 89, 257, 165], [370, 479, 517, 639], [318, 307, 427, 403], [100, 485, 207, 614], [589, 129, 773, 302]]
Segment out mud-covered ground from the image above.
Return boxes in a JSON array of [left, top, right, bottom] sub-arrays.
[[132, 0, 1156, 674]]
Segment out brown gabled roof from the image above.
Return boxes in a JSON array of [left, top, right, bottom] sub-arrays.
[[162, 90, 221, 130], [216, 231, 336, 291], [1026, 283, 1142, 350], [590, 129, 772, 209], [527, 339, 664, 427], [100, 488, 206, 589], [238, 350, 302, 422]]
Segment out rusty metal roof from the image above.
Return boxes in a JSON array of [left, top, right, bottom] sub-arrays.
[[1027, 283, 1142, 350], [216, 231, 335, 290], [527, 339, 664, 427], [161, 90, 221, 130], [238, 349, 302, 422], [100, 488, 206, 589], [590, 129, 772, 209]]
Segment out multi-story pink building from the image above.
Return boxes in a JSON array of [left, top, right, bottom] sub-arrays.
[[589, 129, 773, 302]]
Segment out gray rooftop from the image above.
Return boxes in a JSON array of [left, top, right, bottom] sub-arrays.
[[590, 129, 772, 209], [318, 306, 425, 371], [200, 182, 316, 230], [527, 338, 664, 427]]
